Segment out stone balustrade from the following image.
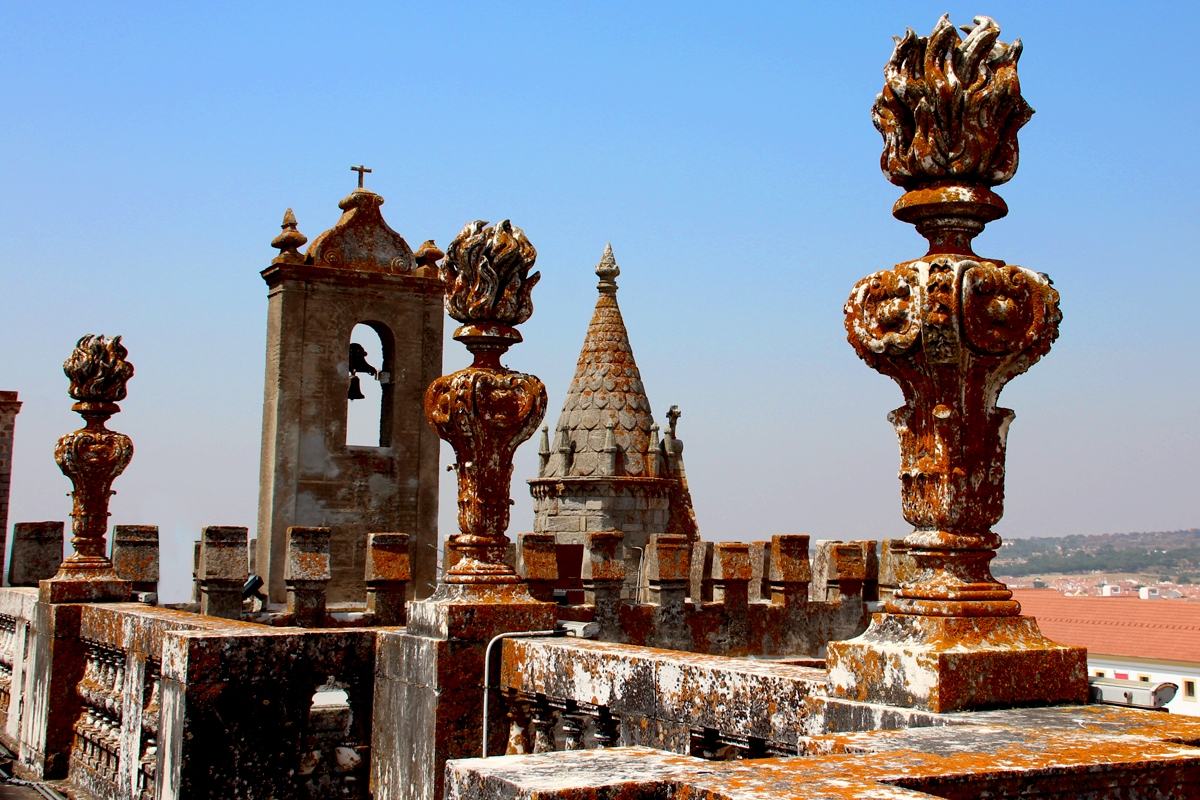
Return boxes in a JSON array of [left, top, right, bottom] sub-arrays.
[[497, 636, 832, 758]]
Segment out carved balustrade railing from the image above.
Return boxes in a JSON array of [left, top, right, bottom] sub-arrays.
[[497, 636, 833, 760], [2, 583, 383, 799], [71, 640, 126, 798], [138, 660, 160, 800], [0, 614, 17, 716], [66, 639, 162, 800]]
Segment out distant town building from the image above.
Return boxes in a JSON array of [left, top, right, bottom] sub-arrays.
[[1014, 589, 1200, 716]]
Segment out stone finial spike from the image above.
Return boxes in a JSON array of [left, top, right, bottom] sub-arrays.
[[555, 426, 574, 475], [599, 421, 619, 475], [603, 421, 618, 452], [271, 207, 308, 264], [596, 243, 620, 292], [649, 423, 662, 477], [537, 425, 551, 477]]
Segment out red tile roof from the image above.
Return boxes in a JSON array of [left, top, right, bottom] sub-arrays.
[[1013, 588, 1200, 664]]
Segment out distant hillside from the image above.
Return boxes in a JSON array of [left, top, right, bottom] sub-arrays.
[[993, 529, 1200, 582]]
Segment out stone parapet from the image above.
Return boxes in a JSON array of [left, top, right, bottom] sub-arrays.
[[555, 534, 869, 657], [515, 533, 558, 603], [365, 532, 410, 626]]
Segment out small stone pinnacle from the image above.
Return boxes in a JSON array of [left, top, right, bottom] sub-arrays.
[[596, 242, 620, 287]]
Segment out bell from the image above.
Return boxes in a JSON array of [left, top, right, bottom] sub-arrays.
[[348, 374, 365, 401]]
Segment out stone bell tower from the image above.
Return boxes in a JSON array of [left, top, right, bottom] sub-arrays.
[[256, 169, 444, 604]]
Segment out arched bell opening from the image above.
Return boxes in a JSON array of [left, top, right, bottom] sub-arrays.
[[345, 322, 395, 447]]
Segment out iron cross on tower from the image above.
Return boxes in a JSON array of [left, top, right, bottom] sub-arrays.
[[351, 164, 372, 188]]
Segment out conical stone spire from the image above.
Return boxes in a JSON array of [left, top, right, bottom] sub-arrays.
[[542, 245, 656, 478]]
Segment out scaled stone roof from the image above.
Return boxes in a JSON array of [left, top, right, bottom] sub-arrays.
[[543, 245, 656, 478]]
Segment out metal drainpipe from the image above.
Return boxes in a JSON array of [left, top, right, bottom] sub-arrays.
[[630, 546, 645, 604], [482, 628, 565, 758]]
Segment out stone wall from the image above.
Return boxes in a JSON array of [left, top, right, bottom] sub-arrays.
[[0, 392, 21, 583]]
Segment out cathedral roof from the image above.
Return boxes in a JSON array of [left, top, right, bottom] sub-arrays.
[[542, 244, 658, 478]]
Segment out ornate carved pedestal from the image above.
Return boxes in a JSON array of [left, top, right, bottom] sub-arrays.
[[410, 219, 556, 639], [825, 16, 1087, 712], [40, 336, 134, 604], [381, 220, 556, 800]]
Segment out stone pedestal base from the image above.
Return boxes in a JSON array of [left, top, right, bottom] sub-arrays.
[[38, 574, 130, 604], [370, 583, 558, 800], [826, 613, 1088, 713], [407, 582, 557, 641]]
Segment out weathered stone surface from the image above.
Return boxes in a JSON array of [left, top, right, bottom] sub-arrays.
[[446, 706, 1200, 800], [833, 15, 1087, 712], [515, 533, 557, 602], [8, 522, 64, 587], [159, 625, 376, 800], [257, 188, 442, 605], [305, 188, 416, 273]]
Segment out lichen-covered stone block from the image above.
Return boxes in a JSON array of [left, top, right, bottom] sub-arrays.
[[8, 521, 63, 587], [111, 524, 159, 594], [198, 526, 248, 619], [769, 534, 810, 606], [286, 526, 331, 627], [366, 532, 409, 625], [645, 534, 690, 584]]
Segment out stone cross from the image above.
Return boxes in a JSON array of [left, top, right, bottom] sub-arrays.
[[351, 164, 372, 188]]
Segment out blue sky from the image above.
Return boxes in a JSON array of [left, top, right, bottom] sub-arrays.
[[3, 2, 1197, 601]]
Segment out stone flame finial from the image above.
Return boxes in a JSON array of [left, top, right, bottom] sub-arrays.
[[43, 335, 135, 602], [442, 220, 540, 328], [828, 17, 1086, 714], [64, 335, 134, 408], [874, 15, 1033, 190], [425, 220, 548, 587]]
